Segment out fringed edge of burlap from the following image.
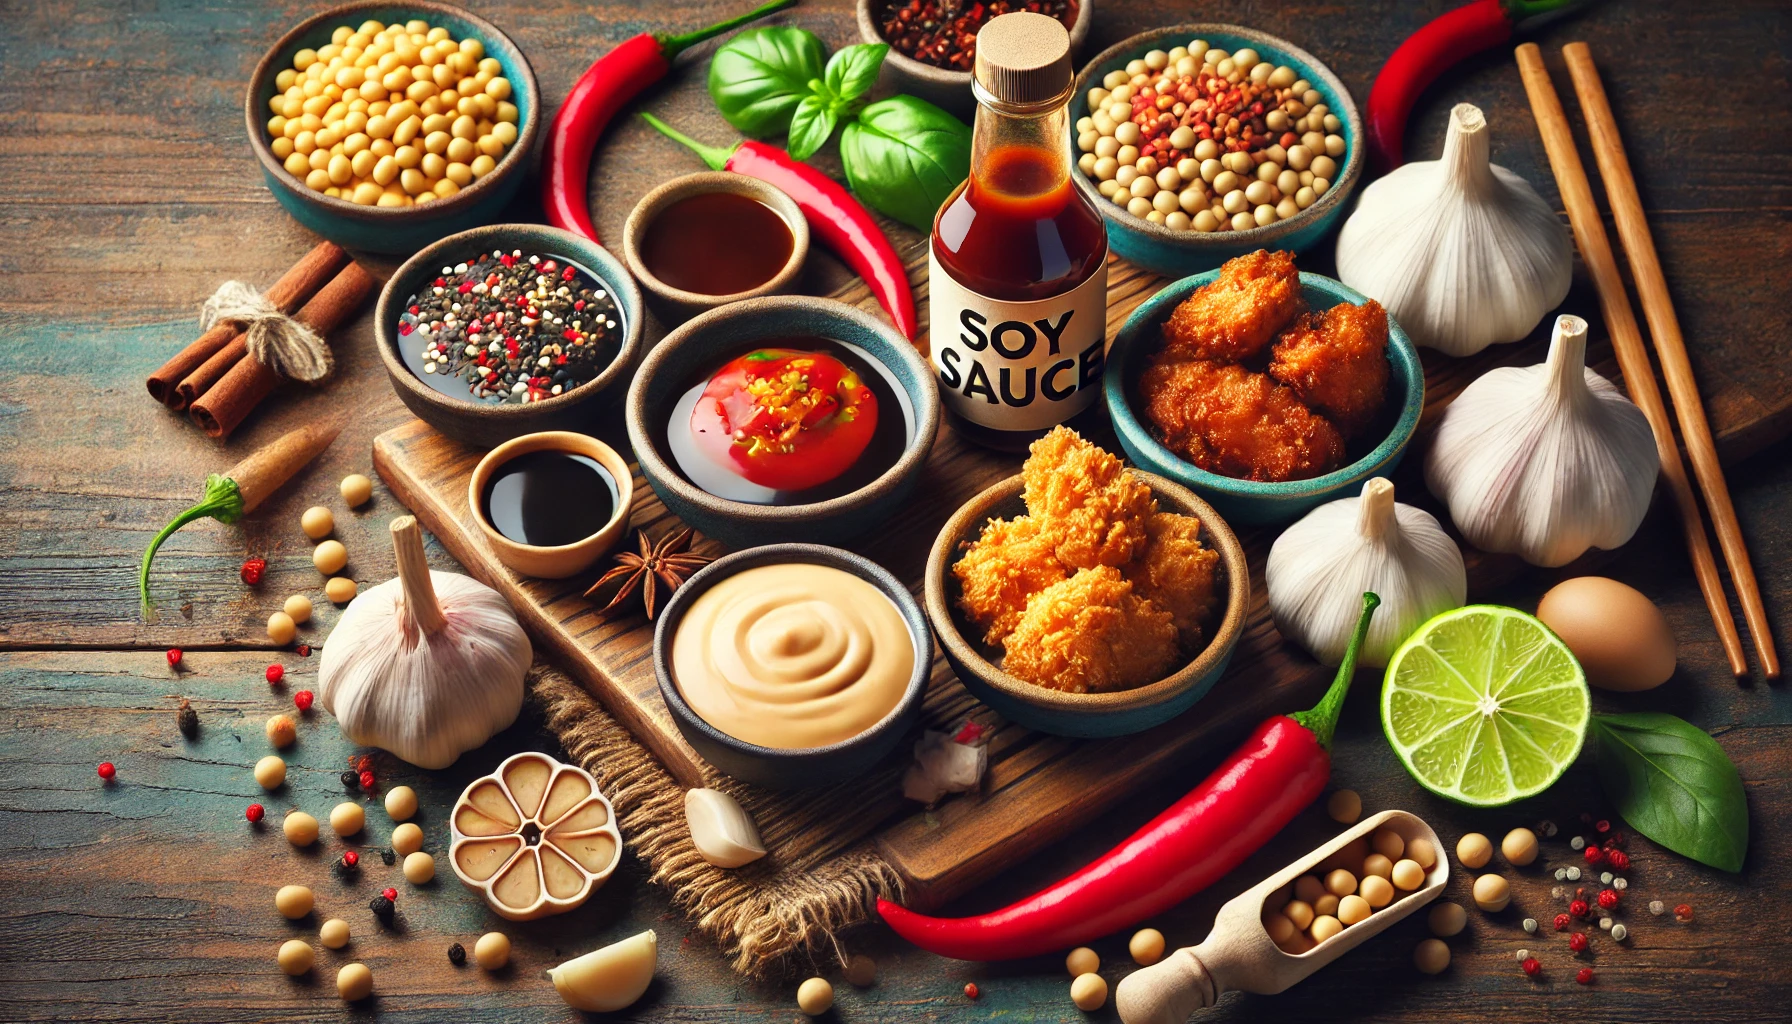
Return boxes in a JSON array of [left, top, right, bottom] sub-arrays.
[[530, 663, 906, 978]]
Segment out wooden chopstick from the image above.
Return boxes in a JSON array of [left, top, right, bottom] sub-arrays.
[[1561, 43, 1779, 680], [1514, 43, 1750, 678]]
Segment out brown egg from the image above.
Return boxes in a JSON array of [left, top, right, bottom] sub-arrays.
[[1537, 577, 1675, 691]]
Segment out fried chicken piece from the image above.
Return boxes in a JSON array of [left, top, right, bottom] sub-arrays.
[[952, 514, 1067, 645], [1140, 359, 1348, 482], [1125, 512, 1221, 644], [1021, 426, 1156, 570], [1001, 567, 1179, 693], [1159, 250, 1306, 364], [1269, 299, 1391, 437]]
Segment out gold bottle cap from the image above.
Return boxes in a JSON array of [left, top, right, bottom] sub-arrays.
[[974, 12, 1072, 107]]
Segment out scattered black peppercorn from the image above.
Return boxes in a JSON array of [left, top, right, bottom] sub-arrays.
[[175, 698, 198, 738], [447, 942, 467, 966], [379, 848, 396, 866], [341, 769, 362, 790], [369, 895, 395, 922]]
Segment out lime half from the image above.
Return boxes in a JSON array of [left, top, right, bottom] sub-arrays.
[[1382, 606, 1590, 807]]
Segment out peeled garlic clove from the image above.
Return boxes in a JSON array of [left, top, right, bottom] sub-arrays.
[[1266, 477, 1466, 667], [547, 930, 657, 1012], [1337, 103, 1572, 356], [1424, 315, 1658, 567], [684, 788, 766, 869]]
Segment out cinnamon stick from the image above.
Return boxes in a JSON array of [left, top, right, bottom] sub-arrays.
[[176, 335, 248, 407], [189, 261, 375, 439], [146, 241, 348, 408]]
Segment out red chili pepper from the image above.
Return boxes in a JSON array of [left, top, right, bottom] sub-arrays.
[[541, 0, 798, 243], [639, 113, 919, 342], [1366, 0, 1586, 171], [879, 594, 1381, 961]]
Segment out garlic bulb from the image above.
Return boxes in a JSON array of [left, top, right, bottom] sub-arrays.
[[320, 516, 531, 769], [1425, 315, 1658, 567], [1337, 103, 1571, 356], [1267, 478, 1466, 668]]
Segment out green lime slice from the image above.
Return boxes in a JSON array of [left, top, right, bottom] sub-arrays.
[[1381, 605, 1590, 807]]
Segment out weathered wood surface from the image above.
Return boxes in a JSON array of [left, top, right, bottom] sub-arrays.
[[0, 0, 1789, 1020]]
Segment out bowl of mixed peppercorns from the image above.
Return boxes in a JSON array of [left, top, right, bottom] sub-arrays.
[[857, 0, 1092, 115], [1068, 24, 1363, 277]]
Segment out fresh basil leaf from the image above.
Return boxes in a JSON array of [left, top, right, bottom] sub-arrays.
[[708, 27, 827, 138], [786, 94, 838, 161], [1591, 712, 1749, 873], [839, 96, 971, 231], [824, 43, 889, 113]]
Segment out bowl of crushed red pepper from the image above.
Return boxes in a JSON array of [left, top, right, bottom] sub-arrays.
[[856, 0, 1091, 116], [375, 223, 644, 449]]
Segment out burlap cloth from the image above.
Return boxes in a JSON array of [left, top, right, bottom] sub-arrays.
[[529, 660, 922, 978]]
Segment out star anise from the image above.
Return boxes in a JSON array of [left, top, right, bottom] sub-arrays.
[[585, 527, 712, 620]]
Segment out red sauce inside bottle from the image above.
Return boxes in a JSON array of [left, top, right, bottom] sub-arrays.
[[932, 144, 1106, 302]]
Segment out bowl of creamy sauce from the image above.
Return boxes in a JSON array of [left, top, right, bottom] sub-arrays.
[[654, 544, 932, 789]]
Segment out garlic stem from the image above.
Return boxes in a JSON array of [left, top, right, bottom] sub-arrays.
[[1545, 314, 1591, 405], [391, 516, 448, 635], [1443, 103, 1496, 194], [1357, 477, 1397, 540]]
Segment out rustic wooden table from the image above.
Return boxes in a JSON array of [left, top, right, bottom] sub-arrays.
[[2, 1, 1788, 1021]]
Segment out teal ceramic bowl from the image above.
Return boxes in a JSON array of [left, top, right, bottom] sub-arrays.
[[245, 1, 539, 254], [1069, 24, 1362, 277], [1105, 271, 1425, 524], [375, 223, 644, 449], [925, 471, 1248, 738], [625, 296, 940, 550]]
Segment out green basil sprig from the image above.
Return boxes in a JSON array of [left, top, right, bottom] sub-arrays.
[[841, 95, 972, 231], [1591, 712, 1749, 872]]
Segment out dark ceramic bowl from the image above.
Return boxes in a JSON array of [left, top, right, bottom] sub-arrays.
[[854, 0, 1092, 117], [926, 471, 1248, 737], [245, 1, 540, 254], [654, 544, 933, 789], [1105, 271, 1425, 525], [375, 223, 644, 450], [1069, 25, 1363, 277], [624, 296, 939, 549]]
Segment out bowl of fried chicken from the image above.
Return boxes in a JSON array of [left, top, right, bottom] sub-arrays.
[[1105, 249, 1425, 524], [925, 427, 1249, 738]]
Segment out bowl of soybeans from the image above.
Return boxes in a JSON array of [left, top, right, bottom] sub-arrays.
[[1068, 24, 1362, 277], [245, 2, 540, 254]]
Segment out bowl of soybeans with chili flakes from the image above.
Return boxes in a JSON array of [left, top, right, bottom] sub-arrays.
[[245, 2, 540, 254], [1068, 24, 1363, 277]]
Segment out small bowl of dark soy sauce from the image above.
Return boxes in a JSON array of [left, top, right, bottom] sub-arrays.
[[622, 172, 810, 326], [467, 431, 634, 579]]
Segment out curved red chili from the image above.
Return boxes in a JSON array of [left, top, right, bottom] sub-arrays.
[[878, 593, 1380, 962], [640, 113, 919, 342], [1366, 0, 1585, 172], [541, 0, 797, 243]]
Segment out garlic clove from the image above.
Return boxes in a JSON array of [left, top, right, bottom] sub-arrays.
[[502, 756, 553, 819], [1337, 103, 1572, 356], [549, 829, 622, 876], [547, 797, 611, 834], [540, 768, 594, 826], [684, 788, 768, 869], [455, 836, 523, 882], [491, 847, 543, 910], [540, 843, 589, 899], [547, 930, 658, 1013]]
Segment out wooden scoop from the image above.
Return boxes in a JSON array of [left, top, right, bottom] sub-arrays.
[[1117, 809, 1448, 1024]]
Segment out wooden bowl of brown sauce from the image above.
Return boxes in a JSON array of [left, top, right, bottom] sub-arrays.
[[622, 172, 811, 327]]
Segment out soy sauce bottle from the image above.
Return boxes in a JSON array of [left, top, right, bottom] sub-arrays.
[[930, 12, 1108, 451]]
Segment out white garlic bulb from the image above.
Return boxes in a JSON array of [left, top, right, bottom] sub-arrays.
[[1267, 478, 1466, 668], [1425, 315, 1658, 567], [1337, 103, 1572, 356], [320, 516, 531, 769]]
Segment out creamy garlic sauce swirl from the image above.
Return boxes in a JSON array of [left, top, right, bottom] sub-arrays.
[[671, 564, 914, 750]]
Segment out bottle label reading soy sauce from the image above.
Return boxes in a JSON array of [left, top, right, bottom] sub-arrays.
[[928, 252, 1108, 432]]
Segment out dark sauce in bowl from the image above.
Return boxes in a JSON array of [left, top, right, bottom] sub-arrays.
[[657, 336, 915, 505], [639, 192, 795, 296], [480, 449, 620, 547]]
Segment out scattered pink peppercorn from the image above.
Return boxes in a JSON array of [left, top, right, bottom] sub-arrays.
[[382, 887, 398, 902], [246, 803, 264, 823], [96, 762, 116, 780], [964, 983, 979, 1000], [1584, 845, 1605, 866], [294, 690, 315, 712], [343, 850, 359, 868], [360, 770, 376, 790], [1603, 832, 1626, 849], [1606, 850, 1631, 872], [1577, 967, 1594, 985], [1522, 957, 1541, 976], [1674, 903, 1694, 923], [1570, 899, 1590, 918], [240, 557, 266, 585], [266, 664, 285, 685], [1554, 913, 1572, 931], [1595, 819, 1610, 833], [296, 644, 311, 657], [1569, 932, 1589, 953], [1597, 889, 1619, 910], [166, 648, 183, 667]]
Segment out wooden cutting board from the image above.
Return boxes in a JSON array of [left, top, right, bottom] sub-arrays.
[[373, 250, 1787, 909]]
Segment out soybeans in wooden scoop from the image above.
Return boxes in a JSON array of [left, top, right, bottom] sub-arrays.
[[1117, 809, 1448, 1024]]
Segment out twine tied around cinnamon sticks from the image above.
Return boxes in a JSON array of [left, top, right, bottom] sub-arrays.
[[146, 241, 375, 439]]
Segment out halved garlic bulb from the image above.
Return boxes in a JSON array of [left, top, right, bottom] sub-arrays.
[[448, 752, 621, 921]]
